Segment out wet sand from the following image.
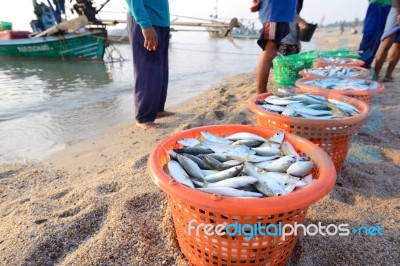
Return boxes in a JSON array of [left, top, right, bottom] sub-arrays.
[[0, 29, 399, 265]]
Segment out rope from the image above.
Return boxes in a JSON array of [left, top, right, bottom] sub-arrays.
[[171, 46, 259, 56], [88, 30, 259, 58], [104, 41, 124, 63], [87, 32, 124, 63]]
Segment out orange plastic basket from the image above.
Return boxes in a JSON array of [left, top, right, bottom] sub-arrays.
[[299, 65, 372, 80], [148, 125, 336, 266], [248, 92, 370, 173], [314, 57, 365, 68], [295, 77, 385, 107]]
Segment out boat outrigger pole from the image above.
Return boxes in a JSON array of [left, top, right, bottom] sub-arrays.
[[96, 0, 112, 13]]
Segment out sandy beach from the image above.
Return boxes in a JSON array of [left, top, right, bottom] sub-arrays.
[[0, 29, 399, 265]]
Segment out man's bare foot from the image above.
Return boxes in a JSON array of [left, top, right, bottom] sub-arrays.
[[382, 76, 394, 82], [135, 121, 159, 129], [156, 111, 175, 118]]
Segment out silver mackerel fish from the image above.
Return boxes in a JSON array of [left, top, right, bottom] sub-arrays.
[[166, 130, 317, 198]]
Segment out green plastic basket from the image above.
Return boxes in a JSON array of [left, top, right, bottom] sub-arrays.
[[316, 50, 360, 59], [0, 21, 12, 31], [273, 52, 316, 86]]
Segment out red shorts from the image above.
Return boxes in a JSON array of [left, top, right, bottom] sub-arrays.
[[257, 22, 290, 49]]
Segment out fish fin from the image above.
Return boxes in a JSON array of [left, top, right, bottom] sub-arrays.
[[295, 180, 309, 187], [241, 154, 250, 163]]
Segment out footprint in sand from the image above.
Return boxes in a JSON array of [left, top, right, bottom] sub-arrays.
[[0, 169, 20, 179], [333, 187, 356, 205], [58, 206, 82, 218], [124, 192, 163, 214], [26, 205, 107, 265], [132, 154, 149, 169], [96, 181, 120, 195], [213, 110, 225, 120], [50, 188, 72, 200]]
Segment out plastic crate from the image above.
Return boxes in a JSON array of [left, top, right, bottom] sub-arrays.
[[273, 52, 316, 86], [0, 21, 12, 31]]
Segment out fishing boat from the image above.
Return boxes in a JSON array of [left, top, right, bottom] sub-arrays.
[[231, 28, 259, 39], [0, 29, 107, 60], [0, 0, 109, 61], [229, 21, 259, 39], [204, 0, 259, 39], [231, 31, 259, 40]]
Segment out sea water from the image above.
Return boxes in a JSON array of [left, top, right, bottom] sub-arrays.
[[0, 31, 316, 163]]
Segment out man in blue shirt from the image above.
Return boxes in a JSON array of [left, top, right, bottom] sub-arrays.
[[126, 0, 173, 129], [252, 0, 298, 94]]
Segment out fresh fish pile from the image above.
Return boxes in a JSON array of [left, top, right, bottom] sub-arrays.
[[318, 57, 360, 65], [300, 77, 378, 91], [256, 90, 360, 119], [166, 130, 317, 198], [303, 65, 370, 78]]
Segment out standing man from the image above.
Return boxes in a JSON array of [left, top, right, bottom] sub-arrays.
[[340, 21, 345, 35], [126, 0, 174, 129], [359, 0, 392, 69], [373, 0, 400, 81], [252, 0, 298, 94]]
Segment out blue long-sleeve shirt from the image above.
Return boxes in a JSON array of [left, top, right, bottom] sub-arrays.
[[126, 0, 170, 29]]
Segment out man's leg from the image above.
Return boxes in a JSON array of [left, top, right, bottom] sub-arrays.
[[257, 40, 277, 94], [384, 42, 400, 80], [256, 22, 288, 94], [374, 34, 396, 80], [156, 27, 174, 118]]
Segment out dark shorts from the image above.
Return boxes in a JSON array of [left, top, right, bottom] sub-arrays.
[[257, 22, 290, 49], [278, 43, 301, 55]]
